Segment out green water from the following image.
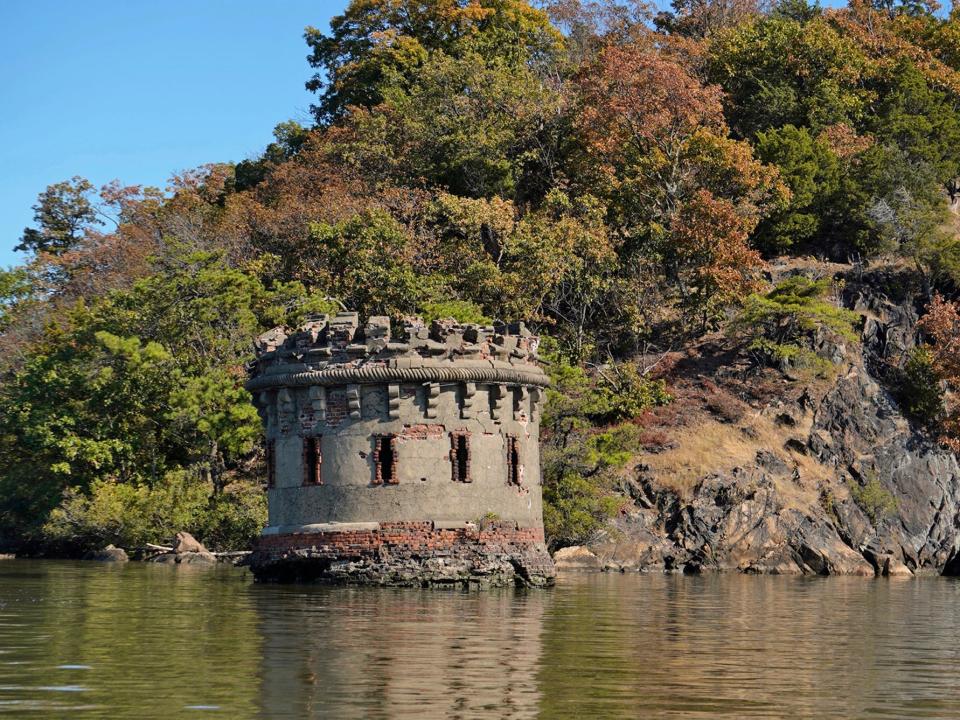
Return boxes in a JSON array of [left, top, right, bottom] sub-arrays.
[[2, 561, 960, 718]]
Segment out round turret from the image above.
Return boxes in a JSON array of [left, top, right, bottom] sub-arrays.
[[247, 311, 555, 587]]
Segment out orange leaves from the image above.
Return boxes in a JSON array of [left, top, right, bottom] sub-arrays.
[[670, 189, 765, 320], [818, 122, 875, 159], [576, 42, 725, 159], [826, 3, 960, 96], [920, 294, 960, 383], [919, 294, 960, 451]]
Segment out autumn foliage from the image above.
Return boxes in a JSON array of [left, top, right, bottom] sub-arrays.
[[6, 0, 960, 551], [919, 295, 960, 451]]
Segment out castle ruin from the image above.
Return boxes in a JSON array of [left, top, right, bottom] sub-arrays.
[[246, 312, 555, 587]]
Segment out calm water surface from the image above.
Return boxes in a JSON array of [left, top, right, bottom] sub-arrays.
[[1, 561, 960, 718]]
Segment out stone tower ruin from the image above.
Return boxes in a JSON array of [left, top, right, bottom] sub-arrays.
[[246, 311, 555, 587]]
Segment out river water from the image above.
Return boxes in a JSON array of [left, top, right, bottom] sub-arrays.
[[2, 561, 960, 718]]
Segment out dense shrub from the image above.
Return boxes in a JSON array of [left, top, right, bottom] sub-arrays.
[[541, 353, 669, 549], [849, 473, 898, 526], [733, 275, 859, 376], [41, 472, 266, 554], [895, 347, 945, 430]]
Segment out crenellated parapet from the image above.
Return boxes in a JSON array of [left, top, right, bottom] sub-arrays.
[[247, 312, 550, 393]]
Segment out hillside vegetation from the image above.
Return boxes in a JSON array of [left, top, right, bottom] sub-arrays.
[[2, 0, 960, 556]]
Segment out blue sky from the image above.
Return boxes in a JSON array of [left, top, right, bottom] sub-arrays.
[[0, 0, 348, 268]]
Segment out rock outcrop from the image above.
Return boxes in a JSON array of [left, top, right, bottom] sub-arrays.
[[575, 265, 960, 577]]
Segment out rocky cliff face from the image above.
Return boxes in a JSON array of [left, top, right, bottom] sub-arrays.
[[565, 266, 960, 577]]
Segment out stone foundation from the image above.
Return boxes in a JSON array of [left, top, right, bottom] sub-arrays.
[[251, 521, 555, 588]]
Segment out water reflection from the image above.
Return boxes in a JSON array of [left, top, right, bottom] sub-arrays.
[[254, 585, 547, 719], [0, 561, 261, 718], [540, 574, 960, 719], [4, 562, 960, 718]]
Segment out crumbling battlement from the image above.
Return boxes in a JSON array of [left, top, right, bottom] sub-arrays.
[[248, 313, 547, 390]]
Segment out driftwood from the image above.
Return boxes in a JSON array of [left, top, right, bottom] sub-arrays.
[[132, 543, 251, 565]]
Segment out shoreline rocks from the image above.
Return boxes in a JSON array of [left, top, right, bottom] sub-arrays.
[[84, 545, 129, 563], [563, 267, 960, 579], [148, 532, 217, 565]]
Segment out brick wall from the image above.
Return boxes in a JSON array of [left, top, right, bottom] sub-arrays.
[[255, 521, 545, 558], [325, 390, 348, 427]]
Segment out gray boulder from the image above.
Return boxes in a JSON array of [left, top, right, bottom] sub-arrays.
[[85, 544, 129, 563]]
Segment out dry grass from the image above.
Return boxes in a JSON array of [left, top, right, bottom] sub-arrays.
[[636, 408, 833, 511]]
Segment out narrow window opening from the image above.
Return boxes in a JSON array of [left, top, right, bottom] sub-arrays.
[[506, 435, 521, 487], [266, 439, 276, 489], [303, 436, 322, 486], [374, 435, 398, 485], [451, 432, 471, 482]]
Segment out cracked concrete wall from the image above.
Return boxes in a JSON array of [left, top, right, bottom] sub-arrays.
[[265, 381, 543, 529]]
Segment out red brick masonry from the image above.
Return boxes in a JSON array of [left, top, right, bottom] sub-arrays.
[[251, 521, 555, 586], [256, 521, 545, 555]]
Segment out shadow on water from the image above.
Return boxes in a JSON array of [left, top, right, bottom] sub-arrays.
[[4, 562, 960, 718]]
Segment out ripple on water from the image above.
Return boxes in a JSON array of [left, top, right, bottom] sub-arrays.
[[3, 562, 960, 718]]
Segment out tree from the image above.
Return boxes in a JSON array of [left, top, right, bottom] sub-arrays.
[[0, 267, 32, 333], [305, 0, 563, 124], [753, 125, 842, 254], [306, 211, 433, 317], [869, 61, 960, 183], [575, 40, 786, 243], [16, 177, 103, 256], [669, 190, 766, 328], [234, 121, 311, 192], [733, 275, 860, 373], [0, 250, 323, 544], [573, 40, 785, 333], [918, 294, 960, 451], [895, 347, 945, 429], [707, 15, 869, 139], [336, 43, 564, 200], [539, 353, 668, 549], [656, 0, 765, 38]]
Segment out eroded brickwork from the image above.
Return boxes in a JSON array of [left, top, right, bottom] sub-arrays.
[[253, 521, 553, 587]]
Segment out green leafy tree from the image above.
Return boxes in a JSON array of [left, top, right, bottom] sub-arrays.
[[307, 211, 434, 317], [707, 16, 869, 139], [339, 46, 564, 200], [869, 62, 960, 182], [753, 125, 842, 254], [540, 352, 669, 548], [0, 250, 321, 547], [305, 0, 563, 124], [16, 177, 103, 255], [0, 267, 33, 333], [895, 347, 945, 429], [733, 275, 860, 373], [234, 121, 310, 191]]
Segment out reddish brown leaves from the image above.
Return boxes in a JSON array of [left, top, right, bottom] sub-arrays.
[[671, 189, 764, 322], [919, 294, 960, 451], [576, 42, 725, 160]]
